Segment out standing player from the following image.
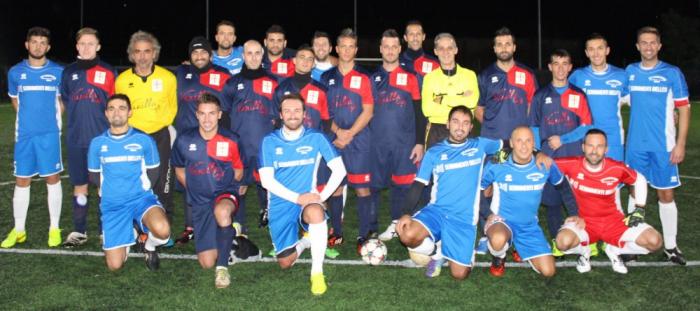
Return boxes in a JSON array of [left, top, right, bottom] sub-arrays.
[[212, 20, 244, 75], [396, 106, 502, 280], [115, 31, 177, 242], [625, 26, 690, 265], [529, 49, 592, 245], [172, 93, 243, 288], [263, 25, 296, 80], [174, 36, 232, 244], [223, 40, 279, 232], [88, 94, 171, 271], [3, 27, 64, 248], [400, 20, 439, 82], [311, 31, 338, 82], [369, 29, 425, 242], [321, 28, 375, 252], [555, 129, 663, 274], [259, 94, 347, 295], [421, 33, 479, 148]]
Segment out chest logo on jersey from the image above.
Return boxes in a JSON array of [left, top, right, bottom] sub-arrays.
[[396, 73, 408, 86], [629, 74, 635, 81], [275, 147, 284, 155], [189, 144, 197, 151], [186, 73, 193, 79], [20, 73, 27, 80], [584, 80, 591, 87], [100, 145, 108, 152], [277, 63, 288, 75], [505, 174, 513, 182], [515, 71, 526, 85], [577, 173, 585, 180], [374, 76, 382, 82], [567, 94, 580, 109], [600, 177, 618, 186], [237, 83, 245, 90], [606, 80, 622, 88], [491, 76, 499, 83], [152, 79, 163, 92], [526, 172, 545, 182], [649, 75, 667, 83], [72, 74, 79, 81], [40, 74, 57, 82], [545, 97, 552, 104], [328, 79, 335, 86], [216, 142, 229, 157], [296, 146, 313, 155], [350, 76, 362, 89], [421, 61, 434, 74], [93, 71, 107, 85], [124, 143, 142, 152], [262, 80, 273, 94], [460, 148, 478, 157], [209, 73, 221, 86], [440, 154, 448, 160], [306, 90, 319, 104]]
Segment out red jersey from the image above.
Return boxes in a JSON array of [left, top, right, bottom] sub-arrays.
[[555, 157, 637, 219]]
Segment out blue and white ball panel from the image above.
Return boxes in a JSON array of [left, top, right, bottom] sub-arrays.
[[101, 193, 162, 250], [13, 132, 63, 177], [413, 204, 477, 267], [499, 219, 551, 261], [625, 150, 681, 189]]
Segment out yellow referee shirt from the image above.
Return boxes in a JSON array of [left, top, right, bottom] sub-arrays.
[[115, 65, 177, 134], [421, 64, 479, 124]]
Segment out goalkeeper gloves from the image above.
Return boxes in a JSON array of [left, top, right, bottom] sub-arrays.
[[624, 207, 645, 227]]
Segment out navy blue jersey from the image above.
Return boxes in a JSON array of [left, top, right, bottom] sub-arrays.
[[222, 72, 279, 162], [370, 65, 421, 146], [8, 60, 63, 139], [322, 65, 374, 149], [171, 127, 243, 206], [477, 62, 538, 141], [60, 60, 116, 147], [273, 78, 329, 130], [262, 48, 296, 79], [399, 49, 439, 77], [175, 64, 232, 131], [529, 84, 592, 158]]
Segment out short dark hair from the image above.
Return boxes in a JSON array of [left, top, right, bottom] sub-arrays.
[[584, 128, 608, 144], [76, 27, 99, 43], [585, 33, 607, 46], [550, 49, 571, 63], [197, 92, 221, 108], [382, 29, 400, 40], [216, 20, 235, 32], [266, 24, 286, 37], [296, 44, 314, 55], [108, 94, 131, 110], [312, 31, 331, 43], [404, 20, 424, 33], [448, 106, 473, 121], [494, 26, 515, 44], [337, 28, 357, 45], [637, 26, 661, 42], [280, 93, 306, 111], [26, 26, 51, 43]]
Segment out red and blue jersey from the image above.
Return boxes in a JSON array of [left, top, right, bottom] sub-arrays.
[[626, 61, 689, 152], [322, 65, 374, 149], [399, 49, 439, 77], [175, 64, 231, 131], [273, 78, 329, 130], [171, 127, 243, 206], [529, 84, 592, 158], [8, 59, 63, 140], [60, 59, 115, 147], [262, 48, 296, 80], [369, 65, 421, 146], [477, 62, 537, 141]]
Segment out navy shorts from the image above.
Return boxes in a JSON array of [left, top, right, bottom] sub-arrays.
[[370, 143, 417, 189], [191, 193, 239, 253]]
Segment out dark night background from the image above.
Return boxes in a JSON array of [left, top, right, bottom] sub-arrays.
[[2, 0, 700, 98]]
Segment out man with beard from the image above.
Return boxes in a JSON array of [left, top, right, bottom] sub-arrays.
[[311, 31, 338, 82], [212, 20, 244, 75], [399, 20, 439, 84], [3, 27, 64, 248], [263, 24, 296, 80]]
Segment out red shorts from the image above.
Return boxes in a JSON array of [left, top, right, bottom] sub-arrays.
[[583, 213, 628, 248]]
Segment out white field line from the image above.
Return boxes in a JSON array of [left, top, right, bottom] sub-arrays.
[[0, 248, 697, 268]]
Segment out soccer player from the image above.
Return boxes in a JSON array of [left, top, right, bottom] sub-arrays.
[[529, 49, 592, 245], [625, 26, 690, 265], [396, 106, 502, 280], [262, 24, 296, 79], [321, 28, 375, 253], [555, 129, 663, 274], [115, 31, 177, 242], [3, 27, 64, 248], [222, 40, 279, 232], [421, 33, 479, 148], [88, 94, 171, 271], [399, 20, 439, 81], [481, 126, 580, 277], [174, 36, 233, 244], [259, 94, 347, 295], [369, 29, 425, 242], [172, 93, 243, 288], [311, 31, 338, 82], [212, 20, 244, 75]]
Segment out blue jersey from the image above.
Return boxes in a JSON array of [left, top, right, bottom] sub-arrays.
[[569, 65, 628, 149], [416, 137, 502, 223], [626, 61, 690, 152], [60, 59, 115, 147], [212, 47, 244, 75], [8, 60, 63, 139], [222, 72, 279, 161], [322, 65, 374, 149], [259, 127, 340, 206], [311, 63, 334, 82], [175, 64, 232, 131], [370, 65, 421, 146], [262, 48, 296, 80], [273, 77, 330, 130], [481, 157, 564, 223], [478, 62, 538, 141], [171, 127, 243, 206], [87, 127, 160, 206], [529, 84, 592, 158]]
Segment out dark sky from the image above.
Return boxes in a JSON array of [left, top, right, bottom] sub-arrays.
[[2, 0, 699, 71]]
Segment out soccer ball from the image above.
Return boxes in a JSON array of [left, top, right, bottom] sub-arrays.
[[360, 239, 387, 265], [408, 250, 431, 267]]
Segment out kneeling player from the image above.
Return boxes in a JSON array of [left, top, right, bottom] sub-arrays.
[[88, 94, 171, 271], [259, 94, 346, 295], [481, 126, 582, 277], [171, 93, 244, 288], [555, 129, 662, 274]]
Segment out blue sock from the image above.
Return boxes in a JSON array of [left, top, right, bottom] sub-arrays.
[[328, 195, 344, 236], [390, 186, 408, 221], [368, 192, 379, 233], [234, 193, 247, 230], [216, 225, 236, 267], [545, 204, 563, 238], [184, 195, 193, 228], [478, 192, 492, 229], [73, 196, 88, 234], [96, 196, 102, 233], [357, 195, 372, 238]]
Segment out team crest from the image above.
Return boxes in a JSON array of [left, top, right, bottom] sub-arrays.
[[209, 73, 221, 86], [94, 71, 106, 84], [262, 80, 273, 94], [397, 73, 408, 86], [350, 76, 362, 89], [461, 148, 478, 157], [526, 172, 545, 182], [421, 61, 433, 73], [606, 80, 622, 88], [40, 74, 57, 82], [515, 71, 526, 85], [124, 143, 142, 152], [567, 94, 580, 108], [600, 177, 618, 186], [649, 75, 667, 83], [216, 142, 229, 157], [306, 90, 319, 104], [277, 62, 288, 74], [152, 79, 163, 92], [296, 146, 313, 155]]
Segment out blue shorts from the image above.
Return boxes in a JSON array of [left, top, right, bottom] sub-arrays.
[[413, 205, 476, 267], [14, 132, 63, 178], [606, 145, 624, 162], [191, 193, 238, 253], [341, 149, 371, 188], [370, 144, 417, 189], [67, 145, 89, 185], [101, 193, 162, 250], [495, 219, 551, 261], [626, 150, 680, 189], [268, 202, 328, 256]]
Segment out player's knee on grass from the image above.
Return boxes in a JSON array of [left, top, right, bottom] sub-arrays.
[[531, 256, 556, 278], [555, 229, 580, 251], [105, 249, 127, 271], [302, 203, 325, 224], [638, 228, 663, 252], [198, 249, 217, 269], [277, 247, 297, 269], [449, 264, 471, 280], [486, 224, 509, 251]]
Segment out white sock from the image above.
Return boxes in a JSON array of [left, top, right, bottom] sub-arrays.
[[408, 237, 436, 256], [563, 244, 589, 257], [488, 241, 508, 259], [627, 195, 636, 214], [308, 221, 328, 275], [47, 182, 62, 229], [13, 186, 30, 232], [606, 244, 621, 256], [658, 201, 678, 249], [295, 237, 310, 256], [620, 242, 651, 255], [145, 231, 168, 251]]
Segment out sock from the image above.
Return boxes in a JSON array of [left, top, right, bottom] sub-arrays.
[[658, 201, 678, 249], [234, 193, 247, 230], [96, 197, 103, 233], [620, 242, 651, 255], [390, 186, 408, 221], [488, 241, 508, 259], [408, 237, 436, 256], [328, 195, 344, 236], [295, 236, 311, 256], [545, 204, 563, 238], [73, 195, 88, 234], [357, 195, 372, 237], [13, 186, 30, 232], [256, 184, 268, 217], [367, 193, 378, 233], [563, 244, 589, 257], [47, 182, 62, 229], [309, 221, 328, 274], [627, 195, 636, 214], [145, 231, 168, 251], [216, 225, 235, 267]]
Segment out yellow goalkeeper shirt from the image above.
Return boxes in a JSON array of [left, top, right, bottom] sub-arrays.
[[421, 64, 479, 124], [115, 65, 177, 134]]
